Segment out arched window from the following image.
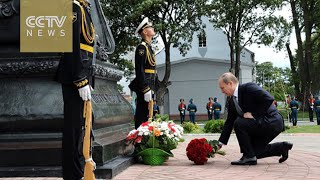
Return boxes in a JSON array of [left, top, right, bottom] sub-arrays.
[[198, 32, 206, 48]]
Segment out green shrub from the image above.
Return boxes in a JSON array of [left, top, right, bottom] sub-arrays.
[[284, 125, 290, 130], [204, 120, 225, 133], [182, 122, 199, 133], [154, 114, 169, 121]]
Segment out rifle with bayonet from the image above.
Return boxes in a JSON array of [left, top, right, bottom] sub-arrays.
[[83, 100, 96, 180], [148, 99, 154, 122]]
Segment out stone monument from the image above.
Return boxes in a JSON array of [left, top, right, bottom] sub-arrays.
[[0, 0, 133, 178]]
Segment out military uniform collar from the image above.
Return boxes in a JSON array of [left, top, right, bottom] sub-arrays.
[[142, 39, 151, 45]]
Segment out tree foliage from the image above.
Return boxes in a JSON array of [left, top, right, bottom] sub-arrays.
[[311, 32, 320, 94], [207, 0, 291, 78], [256, 62, 294, 101], [286, 0, 320, 98]]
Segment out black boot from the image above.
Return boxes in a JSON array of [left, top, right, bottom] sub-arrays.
[[279, 142, 293, 163]]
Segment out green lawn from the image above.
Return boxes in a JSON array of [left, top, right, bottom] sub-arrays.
[[284, 125, 320, 133], [160, 116, 320, 134], [182, 125, 320, 134], [177, 119, 320, 134], [278, 109, 315, 121]]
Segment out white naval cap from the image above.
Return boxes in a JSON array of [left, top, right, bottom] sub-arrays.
[[135, 17, 153, 36]]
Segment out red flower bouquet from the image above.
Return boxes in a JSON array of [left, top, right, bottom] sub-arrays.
[[186, 138, 225, 165]]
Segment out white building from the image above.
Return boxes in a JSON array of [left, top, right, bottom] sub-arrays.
[[156, 17, 255, 119]]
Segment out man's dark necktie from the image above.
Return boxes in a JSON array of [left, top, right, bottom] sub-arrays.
[[232, 96, 244, 117]]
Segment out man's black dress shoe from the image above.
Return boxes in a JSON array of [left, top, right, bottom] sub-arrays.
[[231, 156, 257, 165], [279, 142, 293, 163]]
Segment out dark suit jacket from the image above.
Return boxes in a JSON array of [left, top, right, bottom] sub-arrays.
[[219, 82, 283, 145]]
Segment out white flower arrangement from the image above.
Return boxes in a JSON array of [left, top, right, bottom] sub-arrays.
[[126, 118, 184, 154]]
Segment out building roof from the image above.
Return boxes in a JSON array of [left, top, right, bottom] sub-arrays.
[[157, 57, 255, 68], [155, 16, 255, 66]]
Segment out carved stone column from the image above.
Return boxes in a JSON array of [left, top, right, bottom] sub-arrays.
[[0, 0, 134, 178]]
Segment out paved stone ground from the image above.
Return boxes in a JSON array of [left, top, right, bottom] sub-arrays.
[[1, 133, 320, 180]]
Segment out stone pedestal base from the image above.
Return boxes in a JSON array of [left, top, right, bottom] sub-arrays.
[[0, 157, 134, 179], [0, 75, 134, 178]]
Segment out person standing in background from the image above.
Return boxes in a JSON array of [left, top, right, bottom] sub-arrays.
[[273, 100, 278, 108], [308, 94, 315, 122], [213, 97, 222, 120], [206, 97, 213, 120], [187, 98, 197, 124], [153, 100, 160, 116], [178, 99, 186, 124], [290, 97, 299, 126], [314, 96, 320, 125], [286, 95, 292, 122]]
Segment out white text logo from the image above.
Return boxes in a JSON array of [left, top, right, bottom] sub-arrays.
[[26, 16, 66, 28], [25, 16, 67, 37]]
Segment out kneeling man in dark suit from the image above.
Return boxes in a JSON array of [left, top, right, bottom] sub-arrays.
[[218, 72, 293, 165]]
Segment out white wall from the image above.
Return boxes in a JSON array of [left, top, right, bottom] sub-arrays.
[[240, 65, 254, 84], [157, 59, 232, 115]]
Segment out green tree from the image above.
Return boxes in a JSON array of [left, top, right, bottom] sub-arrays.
[[286, 0, 320, 98], [256, 62, 294, 101], [256, 62, 274, 87], [271, 67, 294, 101], [102, 0, 207, 111], [207, 0, 291, 78], [311, 32, 320, 94], [100, 0, 137, 80], [117, 84, 124, 94]]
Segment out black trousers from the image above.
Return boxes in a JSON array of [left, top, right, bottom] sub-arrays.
[[233, 113, 284, 159], [61, 84, 85, 180], [316, 109, 320, 125], [135, 92, 149, 129], [214, 111, 221, 120], [207, 110, 213, 120], [288, 112, 292, 122], [189, 114, 195, 124], [309, 107, 314, 121], [291, 109, 298, 126], [180, 112, 185, 124]]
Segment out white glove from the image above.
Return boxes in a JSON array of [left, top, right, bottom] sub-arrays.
[[144, 90, 152, 102], [78, 85, 93, 101]]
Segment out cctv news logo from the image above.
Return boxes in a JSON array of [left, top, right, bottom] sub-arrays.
[[20, 0, 72, 52], [25, 16, 67, 37]]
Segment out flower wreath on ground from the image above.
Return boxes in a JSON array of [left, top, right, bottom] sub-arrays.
[[186, 138, 225, 165], [126, 118, 184, 156]]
